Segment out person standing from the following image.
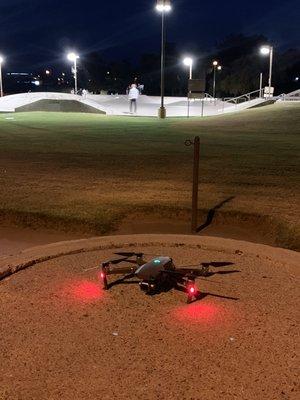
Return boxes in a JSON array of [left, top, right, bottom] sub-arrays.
[[128, 83, 139, 114]]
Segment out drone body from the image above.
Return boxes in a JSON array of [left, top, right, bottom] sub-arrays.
[[136, 256, 173, 280], [97, 252, 235, 303]]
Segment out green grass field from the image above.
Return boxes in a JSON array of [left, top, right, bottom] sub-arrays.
[[0, 102, 299, 249]]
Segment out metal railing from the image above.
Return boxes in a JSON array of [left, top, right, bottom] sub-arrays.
[[277, 89, 300, 101], [223, 89, 262, 104]]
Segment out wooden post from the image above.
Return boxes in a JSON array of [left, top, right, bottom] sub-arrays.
[[191, 136, 200, 233], [185, 137, 200, 233]]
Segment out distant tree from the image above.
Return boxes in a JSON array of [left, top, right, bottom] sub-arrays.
[[80, 52, 108, 93], [274, 49, 300, 94], [206, 34, 300, 97], [70, 35, 300, 97], [139, 53, 160, 95]]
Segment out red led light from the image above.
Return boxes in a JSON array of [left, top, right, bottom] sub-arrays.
[[100, 272, 105, 279], [189, 286, 195, 294], [61, 280, 103, 303], [172, 303, 222, 325]]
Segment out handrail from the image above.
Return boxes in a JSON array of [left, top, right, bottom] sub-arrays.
[[277, 89, 300, 100], [204, 93, 214, 99], [224, 89, 262, 104]]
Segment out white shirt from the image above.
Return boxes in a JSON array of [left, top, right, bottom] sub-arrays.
[[128, 87, 139, 100]]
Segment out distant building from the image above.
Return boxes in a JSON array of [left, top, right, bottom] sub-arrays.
[[5, 72, 36, 93], [5, 70, 71, 95]]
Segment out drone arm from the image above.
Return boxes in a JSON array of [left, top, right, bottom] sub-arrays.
[[175, 266, 210, 277], [100, 262, 137, 290], [106, 266, 137, 275], [161, 270, 198, 303]]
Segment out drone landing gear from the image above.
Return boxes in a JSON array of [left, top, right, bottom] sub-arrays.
[[186, 279, 198, 304], [100, 264, 109, 290]]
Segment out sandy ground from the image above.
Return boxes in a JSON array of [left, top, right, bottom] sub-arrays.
[[0, 218, 275, 260], [0, 236, 299, 400], [0, 226, 85, 259]]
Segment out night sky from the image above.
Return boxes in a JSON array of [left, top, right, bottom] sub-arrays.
[[0, 0, 299, 71]]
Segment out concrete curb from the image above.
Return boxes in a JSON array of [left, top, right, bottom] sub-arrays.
[[0, 234, 299, 281]]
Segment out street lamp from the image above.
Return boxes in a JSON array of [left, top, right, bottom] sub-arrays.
[[0, 55, 4, 97], [183, 57, 194, 118], [183, 57, 193, 79], [212, 60, 222, 98], [67, 52, 79, 94], [156, 0, 172, 119], [260, 45, 274, 98]]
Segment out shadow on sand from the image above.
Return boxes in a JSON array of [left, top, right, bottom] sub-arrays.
[[197, 196, 235, 233]]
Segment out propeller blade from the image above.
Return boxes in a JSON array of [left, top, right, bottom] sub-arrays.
[[214, 270, 240, 275], [114, 252, 144, 257], [109, 257, 132, 265], [202, 262, 234, 268], [176, 262, 234, 270], [83, 257, 130, 272]]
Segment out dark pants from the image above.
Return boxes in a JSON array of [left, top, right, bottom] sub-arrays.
[[130, 99, 137, 113]]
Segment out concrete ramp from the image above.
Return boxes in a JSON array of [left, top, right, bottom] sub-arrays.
[[0, 91, 269, 117], [0, 92, 106, 114], [15, 99, 105, 114]]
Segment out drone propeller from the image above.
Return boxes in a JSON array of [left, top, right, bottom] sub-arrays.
[[108, 257, 132, 265], [176, 261, 234, 270], [202, 262, 234, 268], [83, 257, 130, 272], [213, 270, 240, 275], [114, 252, 144, 258]]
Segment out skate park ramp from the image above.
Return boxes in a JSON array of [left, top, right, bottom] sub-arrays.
[[0, 92, 106, 114], [15, 99, 105, 114], [86, 94, 268, 116], [0, 92, 268, 117]]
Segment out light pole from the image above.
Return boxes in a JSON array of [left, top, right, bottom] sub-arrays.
[[212, 60, 221, 98], [259, 72, 263, 98], [156, 0, 172, 119], [0, 56, 4, 97], [183, 57, 193, 80], [67, 52, 79, 94], [183, 57, 193, 118], [260, 45, 274, 98]]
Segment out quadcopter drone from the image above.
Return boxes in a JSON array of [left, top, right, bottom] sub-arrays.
[[91, 251, 236, 303]]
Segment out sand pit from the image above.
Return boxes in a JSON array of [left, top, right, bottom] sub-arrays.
[[0, 235, 299, 400]]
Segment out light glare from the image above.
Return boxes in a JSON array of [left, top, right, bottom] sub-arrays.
[[67, 52, 79, 62], [260, 46, 270, 55], [0, 56, 4, 64], [156, 1, 171, 12], [183, 57, 193, 67]]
